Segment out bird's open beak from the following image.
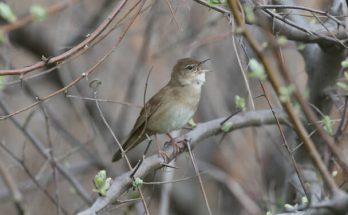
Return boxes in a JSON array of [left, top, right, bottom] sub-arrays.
[[198, 58, 210, 66], [197, 59, 211, 73], [199, 69, 211, 73]]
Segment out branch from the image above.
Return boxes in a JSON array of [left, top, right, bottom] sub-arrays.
[[228, 0, 340, 195], [0, 0, 139, 120], [0, 101, 92, 205], [0, 0, 129, 76], [0, 0, 80, 33], [0, 160, 25, 214], [192, 0, 348, 45], [77, 109, 289, 214]]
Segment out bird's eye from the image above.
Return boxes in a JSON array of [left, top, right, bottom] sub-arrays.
[[185, 65, 195, 70]]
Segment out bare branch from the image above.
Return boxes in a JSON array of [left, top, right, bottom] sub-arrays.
[[0, 0, 129, 76], [78, 109, 289, 214]]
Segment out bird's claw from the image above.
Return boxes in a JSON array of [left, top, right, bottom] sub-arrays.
[[158, 150, 170, 163]]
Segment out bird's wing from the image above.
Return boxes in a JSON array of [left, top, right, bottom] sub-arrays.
[[112, 86, 167, 162], [132, 91, 164, 133]]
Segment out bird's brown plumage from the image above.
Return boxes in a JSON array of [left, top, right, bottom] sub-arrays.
[[112, 58, 208, 162]]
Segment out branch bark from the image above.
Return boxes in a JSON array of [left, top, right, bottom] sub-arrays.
[[78, 109, 289, 214]]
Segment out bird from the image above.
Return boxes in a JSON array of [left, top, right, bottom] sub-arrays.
[[112, 57, 210, 162]]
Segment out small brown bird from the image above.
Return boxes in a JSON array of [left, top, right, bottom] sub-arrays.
[[112, 58, 210, 162]]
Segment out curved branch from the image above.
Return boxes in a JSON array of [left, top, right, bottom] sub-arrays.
[[228, 0, 340, 194], [77, 109, 289, 215], [192, 0, 348, 45], [0, 0, 80, 33], [0, 0, 139, 120], [0, 0, 129, 76]]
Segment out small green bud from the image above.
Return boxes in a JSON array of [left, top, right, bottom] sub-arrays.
[[0, 2, 17, 23], [322, 115, 333, 135], [132, 177, 143, 188], [220, 122, 233, 133], [279, 85, 295, 103], [244, 6, 256, 23], [277, 36, 288, 46], [207, 0, 226, 6], [30, 5, 47, 21], [187, 118, 196, 128], [284, 204, 296, 212], [332, 170, 338, 177], [301, 196, 308, 206], [248, 59, 266, 81], [234, 95, 246, 111], [297, 43, 306, 51], [93, 170, 112, 196], [341, 59, 348, 68]]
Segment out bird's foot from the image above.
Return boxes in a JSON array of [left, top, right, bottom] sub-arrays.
[[158, 150, 170, 162], [175, 140, 182, 153], [170, 138, 182, 158]]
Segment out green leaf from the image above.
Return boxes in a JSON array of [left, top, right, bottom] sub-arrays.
[[207, 0, 226, 6], [220, 122, 233, 133], [301, 196, 308, 206], [244, 6, 256, 23], [0, 2, 17, 23], [344, 72, 348, 80], [94, 170, 107, 189], [322, 115, 333, 135], [266, 212, 273, 215], [248, 59, 266, 81], [341, 59, 348, 69], [234, 95, 246, 111], [279, 85, 295, 103], [332, 170, 338, 177], [187, 118, 196, 128], [297, 43, 306, 51], [30, 5, 47, 21], [93, 170, 112, 196], [260, 42, 268, 50], [132, 177, 143, 188], [277, 36, 288, 46], [284, 203, 296, 212], [337, 82, 348, 95]]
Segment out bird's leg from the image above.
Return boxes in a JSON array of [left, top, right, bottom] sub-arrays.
[[166, 133, 181, 156], [154, 135, 170, 162]]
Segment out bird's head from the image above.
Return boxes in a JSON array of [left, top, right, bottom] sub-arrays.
[[171, 58, 210, 86]]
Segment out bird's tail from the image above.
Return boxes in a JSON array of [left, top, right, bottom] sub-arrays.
[[112, 128, 148, 162]]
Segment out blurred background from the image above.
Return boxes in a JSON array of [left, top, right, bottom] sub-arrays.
[[0, 0, 338, 214]]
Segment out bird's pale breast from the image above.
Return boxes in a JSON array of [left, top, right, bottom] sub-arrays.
[[147, 103, 195, 133], [147, 84, 201, 133]]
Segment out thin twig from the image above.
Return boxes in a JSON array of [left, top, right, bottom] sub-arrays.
[[0, 0, 134, 120], [186, 139, 213, 215], [65, 94, 142, 108], [42, 108, 61, 215], [78, 109, 289, 214], [143, 173, 204, 185], [0, 142, 69, 215], [231, 19, 255, 110], [192, 0, 230, 15], [0, 101, 92, 204], [0, 0, 129, 76], [164, 0, 182, 31], [227, 0, 339, 194], [0, 160, 25, 215], [257, 5, 345, 27], [259, 81, 311, 206], [0, 0, 81, 33]]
